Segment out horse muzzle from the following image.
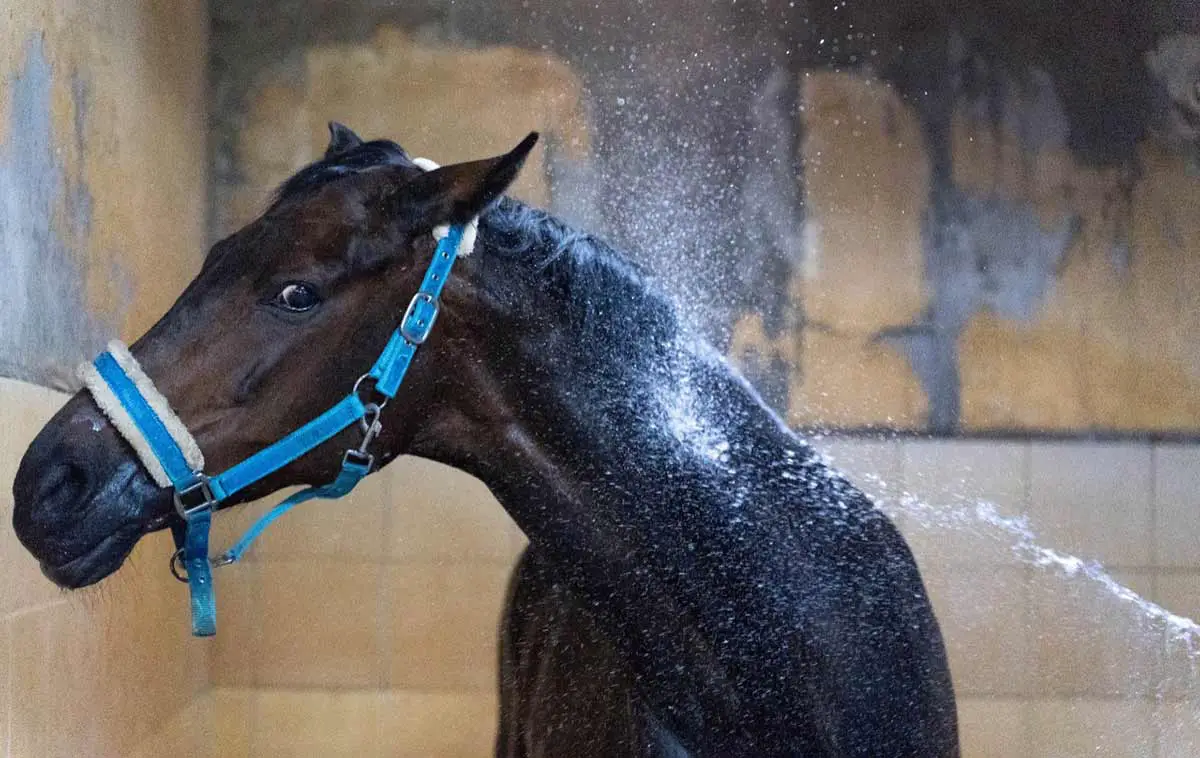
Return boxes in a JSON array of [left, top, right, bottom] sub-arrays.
[[12, 391, 168, 588]]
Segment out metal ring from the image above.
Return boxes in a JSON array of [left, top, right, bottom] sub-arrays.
[[170, 549, 189, 583], [352, 373, 390, 411]]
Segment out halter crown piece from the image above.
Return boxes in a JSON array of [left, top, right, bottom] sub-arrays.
[[79, 158, 473, 636]]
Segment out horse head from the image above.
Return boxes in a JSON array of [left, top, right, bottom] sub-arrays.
[[12, 124, 537, 589]]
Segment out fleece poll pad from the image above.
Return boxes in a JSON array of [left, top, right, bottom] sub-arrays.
[[412, 156, 479, 256]]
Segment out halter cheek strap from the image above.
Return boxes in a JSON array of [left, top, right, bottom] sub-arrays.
[[80, 211, 472, 637]]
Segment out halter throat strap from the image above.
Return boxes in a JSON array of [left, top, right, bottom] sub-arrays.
[[80, 221, 471, 636]]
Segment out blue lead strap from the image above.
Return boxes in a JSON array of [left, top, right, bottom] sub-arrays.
[[217, 455, 372, 565], [89, 224, 467, 636], [183, 508, 216, 636]]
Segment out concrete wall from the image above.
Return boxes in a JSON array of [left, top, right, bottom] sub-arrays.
[[1, 380, 211, 758], [779, 73, 1200, 433], [0, 1, 210, 756], [0, 0, 208, 389], [199, 30, 1200, 757], [216, 27, 590, 237], [211, 12, 1200, 435]]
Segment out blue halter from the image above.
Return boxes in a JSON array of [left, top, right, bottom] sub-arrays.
[[88, 223, 467, 636]]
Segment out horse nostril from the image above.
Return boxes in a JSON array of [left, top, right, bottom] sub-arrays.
[[12, 454, 93, 547]]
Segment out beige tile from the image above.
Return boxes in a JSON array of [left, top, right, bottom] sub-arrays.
[[1155, 445, 1200, 568], [1029, 442, 1153, 567], [1029, 567, 1166, 697], [1157, 698, 1200, 758], [250, 475, 389, 561], [1029, 698, 1155, 757], [386, 457, 526, 562], [105, 533, 213, 744], [1, 617, 9, 757], [1155, 573, 1200, 621], [377, 690, 498, 758], [208, 497, 277, 562], [253, 689, 380, 758], [126, 693, 214, 758], [903, 439, 1028, 509], [258, 560, 383, 687], [901, 439, 1029, 567], [923, 566, 1032, 696], [209, 558, 263, 687], [213, 688, 255, 758], [956, 698, 1030, 758], [812, 435, 903, 502], [384, 561, 513, 692], [9, 599, 120, 758], [6, 533, 203, 757]]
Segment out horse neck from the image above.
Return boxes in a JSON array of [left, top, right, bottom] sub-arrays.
[[428, 247, 814, 567]]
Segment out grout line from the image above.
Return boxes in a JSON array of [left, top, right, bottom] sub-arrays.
[[2, 596, 70, 620], [1149, 443, 1160, 582], [4, 615, 11, 758], [376, 469, 397, 696], [1148, 444, 1163, 758]]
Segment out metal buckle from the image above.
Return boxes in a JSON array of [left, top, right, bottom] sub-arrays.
[[343, 448, 375, 471], [173, 475, 216, 519], [358, 403, 383, 445], [400, 292, 439, 345]]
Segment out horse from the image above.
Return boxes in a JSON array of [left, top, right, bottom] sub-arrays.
[[13, 124, 959, 756]]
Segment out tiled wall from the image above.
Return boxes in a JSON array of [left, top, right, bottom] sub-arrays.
[[203, 455, 524, 757], [198, 433, 1200, 757], [0, 380, 210, 757], [4, 372, 1197, 756], [1, 0, 210, 753], [822, 435, 1200, 757]]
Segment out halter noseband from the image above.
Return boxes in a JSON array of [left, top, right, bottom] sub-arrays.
[[80, 195, 472, 637]]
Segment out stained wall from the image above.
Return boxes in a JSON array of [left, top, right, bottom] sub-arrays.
[[0, 1, 210, 756]]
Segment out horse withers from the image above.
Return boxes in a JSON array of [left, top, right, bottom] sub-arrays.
[[13, 124, 959, 757]]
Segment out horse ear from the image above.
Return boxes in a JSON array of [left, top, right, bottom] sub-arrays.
[[408, 132, 539, 227], [325, 122, 364, 159]]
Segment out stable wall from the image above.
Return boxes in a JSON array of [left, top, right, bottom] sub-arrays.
[[0, 1, 210, 755], [203, 29, 1200, 756], [776, 73, 1200, 433], [202, 434, 1200, 757]]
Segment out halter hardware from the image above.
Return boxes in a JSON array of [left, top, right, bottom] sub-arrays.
[[82, 221, 472, 636], [173, 475, 217, 519]]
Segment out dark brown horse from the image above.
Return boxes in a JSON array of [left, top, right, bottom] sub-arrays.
[[13, 125, 958, 756]]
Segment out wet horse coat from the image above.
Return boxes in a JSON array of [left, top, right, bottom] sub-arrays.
[[13, 128, 958, 756]]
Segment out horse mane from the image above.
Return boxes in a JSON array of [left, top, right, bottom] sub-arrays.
[[269, 139, 679, 344], [478, 197, 678, 340], [270, 139, 412, 206]]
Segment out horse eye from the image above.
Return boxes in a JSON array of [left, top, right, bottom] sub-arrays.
[[272, 283, 320, 312]]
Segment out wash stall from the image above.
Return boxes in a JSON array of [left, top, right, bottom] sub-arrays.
[[2, 1, 1200, 756]]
